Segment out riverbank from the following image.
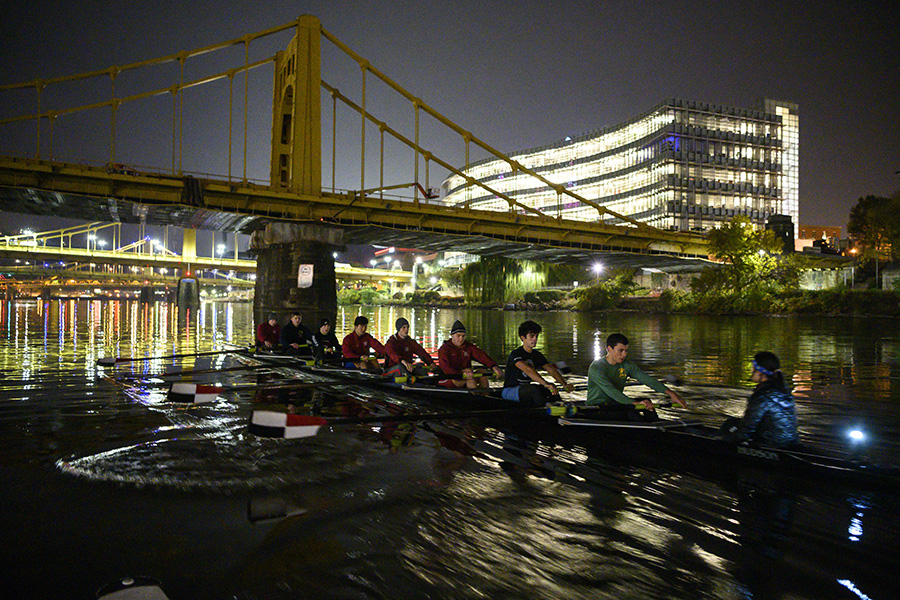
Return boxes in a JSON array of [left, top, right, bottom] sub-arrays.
[[337, 288, 900, 317]]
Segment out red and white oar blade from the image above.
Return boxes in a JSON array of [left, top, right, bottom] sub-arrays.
[[168, 383, 222, 404], [249, 410, 328, 438]]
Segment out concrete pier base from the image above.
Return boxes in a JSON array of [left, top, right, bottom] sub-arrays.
[[250, 223, 344, 328]]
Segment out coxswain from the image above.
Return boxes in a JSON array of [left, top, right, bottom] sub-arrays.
[[501, 320, 573, 405], [384, 317, 435, 378], [312, 318, 341, 364], [722, 351, 799, 448], [279, 312, 314, 356], [586, 333, 686, 412], [437, 320, 502, 389], [256, 312, 281, 350], [341, 315, 386, 372]]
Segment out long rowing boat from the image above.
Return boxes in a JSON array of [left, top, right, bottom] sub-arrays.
[[234, 349, 900, 491]]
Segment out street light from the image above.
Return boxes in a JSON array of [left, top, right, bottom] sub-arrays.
[[217, 243, 226, 257], [592, 263, 604, 276]]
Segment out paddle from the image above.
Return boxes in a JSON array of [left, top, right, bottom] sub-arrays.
[[248, 405, 557, 438], [97, 347, 249, 367]]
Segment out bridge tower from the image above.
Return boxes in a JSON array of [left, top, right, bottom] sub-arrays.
[[270, 14, 321, 194], [254, 15, 339, 328]]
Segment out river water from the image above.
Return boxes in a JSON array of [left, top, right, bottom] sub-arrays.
[[1, 299, 899, 599]]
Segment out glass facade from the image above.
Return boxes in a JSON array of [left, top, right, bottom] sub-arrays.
[[442, 98, 799, 235]]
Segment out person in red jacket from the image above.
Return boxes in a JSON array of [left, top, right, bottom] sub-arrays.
[[256, 312, 280, 349], [342, 315, 386, 372], [437, 320, 502, 389], [384, 317, 435, 378]]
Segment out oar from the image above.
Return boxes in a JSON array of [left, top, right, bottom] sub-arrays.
[[115, 363, 274, 381], [166, 372, 411, 403], [97, 347, 250, 367], [248, 405, 556, 438]]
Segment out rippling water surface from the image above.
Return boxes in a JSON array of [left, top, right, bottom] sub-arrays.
[[2, 299, 899, 599]]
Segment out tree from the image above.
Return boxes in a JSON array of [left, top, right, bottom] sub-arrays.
[[848, 194, 899, 262], [696, 216, 785, 297]]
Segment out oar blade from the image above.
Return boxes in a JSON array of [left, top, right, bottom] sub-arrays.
[[97, 357, 119, 366], [249, 410, 328, 439], [167, 383, 222, 404]]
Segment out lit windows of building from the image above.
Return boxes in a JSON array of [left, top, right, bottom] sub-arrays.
[[442, 98, 800, 236]]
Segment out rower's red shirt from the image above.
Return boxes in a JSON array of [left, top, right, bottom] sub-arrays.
[[256, 322, 280, 346], [437, 339, 497, 375], [341, 331, 386, 359], [384, 334, 435, 369]]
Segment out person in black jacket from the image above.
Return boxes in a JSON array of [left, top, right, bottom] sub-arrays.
[[311, 318, 340, 363], [280, 312, 314, 356]]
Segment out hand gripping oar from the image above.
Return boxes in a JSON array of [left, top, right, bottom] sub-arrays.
[[166, 372, 412, 403], [248, 405, 560, 439], [97, 347, 250, 367]]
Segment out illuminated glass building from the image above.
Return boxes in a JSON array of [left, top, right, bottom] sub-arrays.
[[442, 98, 799, 235]]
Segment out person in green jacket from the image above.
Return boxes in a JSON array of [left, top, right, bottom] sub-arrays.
[[587, 333, 687, 411]]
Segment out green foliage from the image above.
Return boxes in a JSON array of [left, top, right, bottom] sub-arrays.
[[460, 257, 547, 303], [409, 290, 443, 305], [573, 270, 638, 310], [659, 289, 691, 311], [848, 194, 900, 263], [660, 287, 900, 317], [661, 217, 821, 313], [337, 287, 389, 306], [545, 264, 586, 286], [523, 289, 567, 304], [438, 267, 463, 289], [698, 216, 784, 296]]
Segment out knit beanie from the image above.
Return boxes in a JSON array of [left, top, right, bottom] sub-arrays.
[[396, 317, 410, 331], [450, 320, 466, 334]]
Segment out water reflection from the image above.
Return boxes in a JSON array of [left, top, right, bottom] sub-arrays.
[[2, 302, 900, 599]]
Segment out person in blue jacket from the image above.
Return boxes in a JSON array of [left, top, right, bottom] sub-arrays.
[[730, 351, 799, 448]]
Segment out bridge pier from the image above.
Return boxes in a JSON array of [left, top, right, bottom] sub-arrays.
[[250, 223, 343, 328], [177, 277, 201, 307]]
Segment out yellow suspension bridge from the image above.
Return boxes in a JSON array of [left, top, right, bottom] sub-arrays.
[[0, 15, 709, 270]]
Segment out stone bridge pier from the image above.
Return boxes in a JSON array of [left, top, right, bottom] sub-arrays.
[[250, 222, 344, 330]]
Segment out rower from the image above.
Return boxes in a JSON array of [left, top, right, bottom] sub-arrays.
[[437, 320, 502, 389], [256, 312, 281, 350], [312, 318, 340, 364], [723, 351, 799, 448], [586, 333, 687, 413], [341, 315, 386, 372], [384, 317, 435, 378], [279, 311, 315, 356], [501, 320, 573, 405]]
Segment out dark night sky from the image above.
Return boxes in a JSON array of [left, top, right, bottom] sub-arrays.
[[1, 0, 898, 236]]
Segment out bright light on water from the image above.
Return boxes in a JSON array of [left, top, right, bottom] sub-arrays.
[[848, 429, 866, 442]]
